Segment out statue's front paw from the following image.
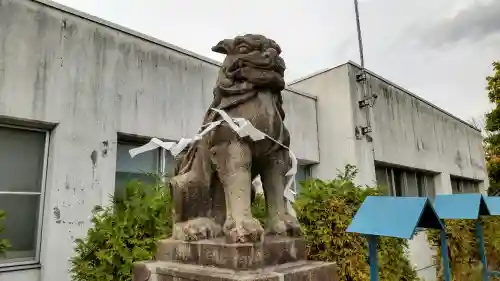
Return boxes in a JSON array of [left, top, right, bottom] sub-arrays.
[[224, 216, 264, 243], [266, 214, 302, 237], [283, 214, 302, 236], [172, 217, 222, 241]]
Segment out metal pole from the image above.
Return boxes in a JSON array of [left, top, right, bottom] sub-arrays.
[[476, 220, 489, 281], [354, 0, 365, 68], [367, 235, 379, 281], [353, 0, 373, 134], [440, 228, 452, 281]]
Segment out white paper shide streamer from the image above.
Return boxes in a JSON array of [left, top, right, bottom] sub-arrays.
[[129, 108, 298, 216]]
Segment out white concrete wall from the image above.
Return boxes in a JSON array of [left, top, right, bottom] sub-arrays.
[[292, 62, 487, 188], [290, 65, 361, 183], [290, 64, 376, 186], [351, 63, 488, 193], [408, 232, 437, 281], [0, 269, 40, 281], [345, 65, 377, 187], [0, 1, 319, 280]]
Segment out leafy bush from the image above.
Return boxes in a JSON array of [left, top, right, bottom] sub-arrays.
[[0, 209, 10, 255], [427, 217, 500, 281], [251, 193, 267, 226], [70, 179, 172, 281], [294, 165, 418, 281]]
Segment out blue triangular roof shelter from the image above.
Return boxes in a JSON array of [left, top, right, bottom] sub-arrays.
[[346, 196, 443, 239], [485, 196, 500, 216], [432, 194, 491, 219]]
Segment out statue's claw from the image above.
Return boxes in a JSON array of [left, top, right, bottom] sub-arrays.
[[266, 213, 302, 237], [172, 218, 222, 241], [223, 216, 264, 243]]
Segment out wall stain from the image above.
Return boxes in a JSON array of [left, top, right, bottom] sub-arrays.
[[33, 55, 49, 118], [53, 207, 61, 224], [65, 176, 70, 190], [90, 150, 98, 166], [455, 150, 464, 169], [0, 16, 6, 96], [32, 9, 53, 118], [92, 29, 114, 120], [101, 140, 109, 157]]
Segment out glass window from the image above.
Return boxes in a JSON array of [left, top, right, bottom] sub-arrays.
[[393, 170, 403, 197], [405, 172, 418, 197], [451, 178, 460, 193], [424, 174, 436, 198], [0, 126, 48, 267], [450, 176, 480, 194], [375, 167, 390, 193], [416, 173, 425, 197], [115, 141, 175, 197], [377, 167, 396, 196], [295, 165, 311, 192], [375, 165, 435, 198]]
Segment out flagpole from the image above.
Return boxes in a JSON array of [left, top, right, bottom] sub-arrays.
[[354, 0, 365, 69]]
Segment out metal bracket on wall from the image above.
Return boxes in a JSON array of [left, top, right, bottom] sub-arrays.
[[355, 126, 372, 140], [356, 71, 367, 82], [361, 126, 372, 135], [358, 94, 378, 108]]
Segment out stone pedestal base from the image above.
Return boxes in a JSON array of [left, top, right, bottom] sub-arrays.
[[133, 236, 338, 281], [155, 236, 307, 270], [133, 260, 338, 281]]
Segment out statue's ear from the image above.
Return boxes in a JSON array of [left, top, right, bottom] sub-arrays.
[[211, 39, 233, 54]]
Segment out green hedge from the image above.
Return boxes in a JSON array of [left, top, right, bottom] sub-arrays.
[[71, 166, 417, 281], [71, 179, 172, 281], [294, 166, 417, 281], [427, 218, 500, 281], [0, 209, 10, 255]]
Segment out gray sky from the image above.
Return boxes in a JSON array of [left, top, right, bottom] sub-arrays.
[[53, 0, 500, 121]]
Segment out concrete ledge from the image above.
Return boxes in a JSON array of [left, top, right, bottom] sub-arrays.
[[133, 260, 338, 281]]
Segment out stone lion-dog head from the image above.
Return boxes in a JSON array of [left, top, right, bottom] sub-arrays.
[[211, 34, 286, 94]]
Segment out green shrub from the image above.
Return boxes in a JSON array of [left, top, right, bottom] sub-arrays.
[[427, 217, 500, 281], [251, 193, 267, 226], [70, 179, 172, 281], [0, 209, 10, 255], [294, 165, 418, 281]]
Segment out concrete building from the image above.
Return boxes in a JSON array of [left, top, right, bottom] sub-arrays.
[[290, 63, 487, 281], [0, 1, 487, 281]]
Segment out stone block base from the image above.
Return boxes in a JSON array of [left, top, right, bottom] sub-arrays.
[[155, 236, 306, 270], [133, 260, 338, 281]]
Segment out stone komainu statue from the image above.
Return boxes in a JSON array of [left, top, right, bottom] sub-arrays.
[[170, 34, 301, 243]]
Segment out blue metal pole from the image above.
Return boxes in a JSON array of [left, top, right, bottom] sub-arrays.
[[440, 228, 452, 281], [367, 235, 379, 281], [475, 219, 489, 281]]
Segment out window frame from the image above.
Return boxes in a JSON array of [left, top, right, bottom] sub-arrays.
[[115, 140, 162, 174], [450, 176, 480, 194], [295, 164, 312, 193], [376, 165, 436, 198], [0, 124, 49, 269], [114, 139, 171, 195]]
